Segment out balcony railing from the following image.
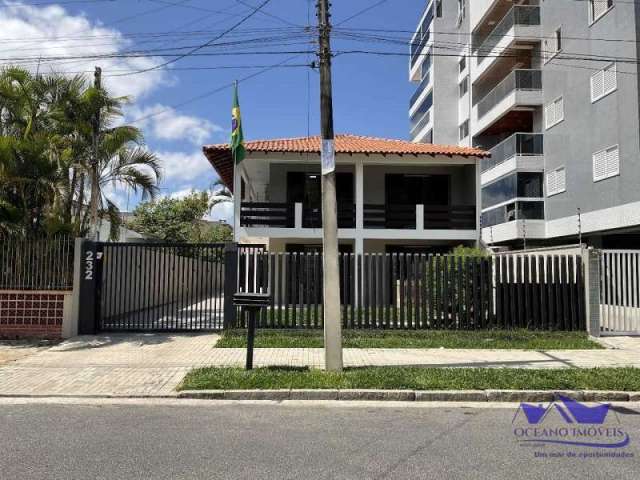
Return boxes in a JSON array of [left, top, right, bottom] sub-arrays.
[[364, 204, 417, 229], [476, 69, 541, 119], [482, 133, 544, 172], [364, 204, 477, 230], [242, 202, 477, 231], [481, 200, 544, 228], [409, 68, 431, 108], [240, 202, 294, 228], [410, 107, 431, 138], [424, 205, 476, 230], [410, 6, 434, 69], [240, 202, 355, 229], [302, 204, 356, 229], [473, 5, 540, 67]]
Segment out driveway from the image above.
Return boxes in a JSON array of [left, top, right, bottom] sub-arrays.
[[0, 333, 221, 397]]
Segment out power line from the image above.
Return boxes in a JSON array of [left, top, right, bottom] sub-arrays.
[[0, 0, 117, 7], [335, 0, 389, 26], [236, 0, 301, 27], [54, 63, 310, 74], [128, 54, 307, 124], [333, 26, 640, 47], [110, 0, 274, 77]]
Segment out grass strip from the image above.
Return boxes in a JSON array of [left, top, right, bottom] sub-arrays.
[[180, 367, 639, 391], [215, 329, 602, 350]]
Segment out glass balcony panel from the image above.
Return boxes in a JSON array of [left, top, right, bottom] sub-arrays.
[[473, 6, 541, 67], [482, 133, 544, 172], [477, 69, 541, 119]]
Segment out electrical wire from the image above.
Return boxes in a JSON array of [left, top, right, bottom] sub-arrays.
[[109, 0, 274, 76]]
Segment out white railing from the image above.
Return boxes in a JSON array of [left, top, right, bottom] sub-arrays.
[[600, 250, 640, 335]]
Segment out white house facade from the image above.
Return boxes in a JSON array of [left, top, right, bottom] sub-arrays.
[[204, 134, 489, 256]]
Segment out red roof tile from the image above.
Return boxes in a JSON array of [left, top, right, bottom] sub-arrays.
[[203, 134, 489, 191], [206, 134, 488, 157]]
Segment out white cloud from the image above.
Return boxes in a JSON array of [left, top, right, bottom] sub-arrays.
[[0, 2, 169, 99], [129, 104, 225, 146], [208, 202, 234, 224], [167, 187, 196, 200], [101, 182, 130, 211], [156, 150, 215, 184]]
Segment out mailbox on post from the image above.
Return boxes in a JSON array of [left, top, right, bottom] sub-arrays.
[[233, 292, 271, 370]]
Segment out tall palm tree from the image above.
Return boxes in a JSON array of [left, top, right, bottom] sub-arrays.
[[0, 68, 72, 235], [67, 83, 162, 239], [208, 179, 233, 212], [0, 66, 162, 238]]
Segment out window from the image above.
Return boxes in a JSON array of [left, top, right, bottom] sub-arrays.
[[590, 0, 614, 23], [459, 76, 468, 97], [481, 201, 544, 227], [458, 56, 466, 73], [591, 63, 617, 102], [545, 96, 564, 129], [459, 120, 469, 140], [546, 167, 566, 196], [457, 0, 466, 26], [555, 28, 562, 52], [593, 145, 619, 181], [481, 173, 544, 209], [436, 0, 442, 18]]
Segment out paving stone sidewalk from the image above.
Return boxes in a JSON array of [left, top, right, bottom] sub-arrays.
[[0, 334, 639, 397]]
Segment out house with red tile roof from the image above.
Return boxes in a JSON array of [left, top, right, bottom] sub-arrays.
[[203, 134, 489, 255]]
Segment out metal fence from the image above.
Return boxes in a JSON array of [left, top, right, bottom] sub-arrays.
[[600, 250, 640, 334], [97, 242, 226, 331], [0, 236, 74, 290], [235, 251, 586, 331]]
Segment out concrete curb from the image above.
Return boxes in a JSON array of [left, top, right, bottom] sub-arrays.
[[177, 389, 640, 402]]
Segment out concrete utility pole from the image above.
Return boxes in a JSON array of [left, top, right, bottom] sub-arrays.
[[88, 66, 102, 240], [317, 0, 343, 372]]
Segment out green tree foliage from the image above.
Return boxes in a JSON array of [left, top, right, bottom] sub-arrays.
[[128, 191, 232, 243], [451, 245, 489, 258], [0, 67, 161, 238]]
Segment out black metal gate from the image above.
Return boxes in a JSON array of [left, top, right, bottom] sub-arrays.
[[96, 242, 226, 332]]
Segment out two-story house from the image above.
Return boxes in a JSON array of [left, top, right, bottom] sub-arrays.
[[204, 134, 488, 255]]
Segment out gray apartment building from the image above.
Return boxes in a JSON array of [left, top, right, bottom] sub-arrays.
[[410, 0, 640, 249]]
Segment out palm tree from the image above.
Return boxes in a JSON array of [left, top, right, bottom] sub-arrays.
[[0, 66, 162, 239], [208, 179, 233, 211], [58, 78, 162, 239], [0, 68, 72, 235], [90, 127, 162, 239]]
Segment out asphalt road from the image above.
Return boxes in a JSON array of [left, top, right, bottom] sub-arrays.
[[0, 400, 639, 480]]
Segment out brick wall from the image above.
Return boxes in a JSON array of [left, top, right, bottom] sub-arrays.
[[0, 290, 69, 339]]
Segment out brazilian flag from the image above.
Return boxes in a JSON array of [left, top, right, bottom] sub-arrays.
[[231, 82, 245, 164]]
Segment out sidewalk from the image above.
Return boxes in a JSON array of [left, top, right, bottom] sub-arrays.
[[0, 334, 639, 397], [0, 334, 221, 397]]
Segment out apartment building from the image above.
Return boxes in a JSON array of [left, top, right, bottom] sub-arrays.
[[410, 0, 640, 249]]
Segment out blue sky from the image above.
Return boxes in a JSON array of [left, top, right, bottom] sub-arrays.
[[0, 0, 426, 220]]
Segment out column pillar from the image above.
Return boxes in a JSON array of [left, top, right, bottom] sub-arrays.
[[583, 247, 601, 337], [475, 161, 483, 247], [233, 164, 242, 242], [355, 158, 364, 230], [416, 204, 424, 231]]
